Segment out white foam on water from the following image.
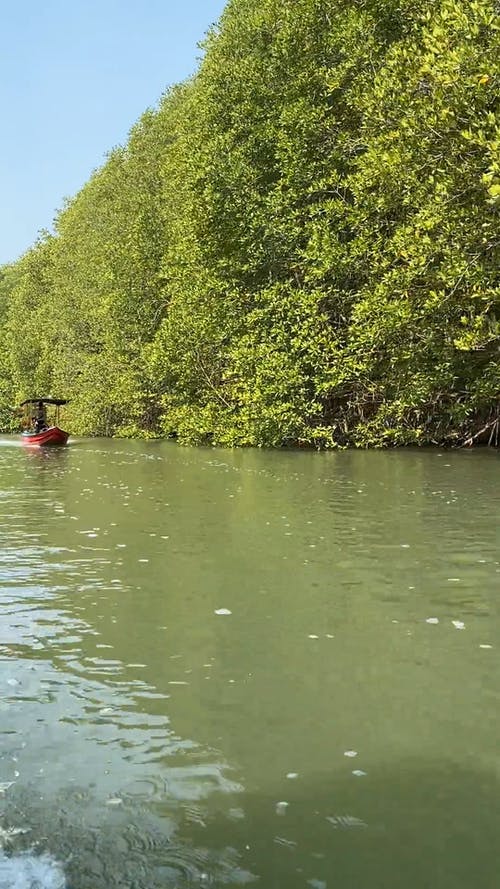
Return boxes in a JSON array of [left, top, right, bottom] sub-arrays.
[[0, 852, 66, 889], [275, 801, 289, 815]]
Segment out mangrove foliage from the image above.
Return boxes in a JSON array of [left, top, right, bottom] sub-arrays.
[[1, 0, 499, 446]]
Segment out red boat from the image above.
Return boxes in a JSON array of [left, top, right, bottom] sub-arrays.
[[22, 426, 69, 446], [20, 398, 70, 447]]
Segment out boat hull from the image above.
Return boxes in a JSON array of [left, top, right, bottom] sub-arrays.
[[21, 426, 69, 447]]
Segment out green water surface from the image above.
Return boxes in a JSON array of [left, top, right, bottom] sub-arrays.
[[0, 438, 499, 888]]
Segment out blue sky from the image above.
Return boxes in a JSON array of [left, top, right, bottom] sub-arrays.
[[0, 0, 227, 265]]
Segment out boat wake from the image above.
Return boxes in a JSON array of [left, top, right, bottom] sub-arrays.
[[0, 851, 66, 888]]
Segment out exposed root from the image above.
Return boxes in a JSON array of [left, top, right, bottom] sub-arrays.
[[461, 414, 500, 448]]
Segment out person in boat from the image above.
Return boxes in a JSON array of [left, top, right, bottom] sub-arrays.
[[33, 401, 48, 433]]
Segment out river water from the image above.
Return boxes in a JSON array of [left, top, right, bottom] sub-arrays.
[[0, 438, 499, 888]]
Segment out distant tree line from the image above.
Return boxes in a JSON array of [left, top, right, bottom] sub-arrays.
[[1, 0, 499, 446]]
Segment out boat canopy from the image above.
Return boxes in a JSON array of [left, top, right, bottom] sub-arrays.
[[20, 398, 70, 407]]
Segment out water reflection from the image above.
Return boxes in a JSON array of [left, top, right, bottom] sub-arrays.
[[1, 443, 249, 887], [0, 440, 499, 887], [184, 761, 500, 889], [1, 759, 499, 887]]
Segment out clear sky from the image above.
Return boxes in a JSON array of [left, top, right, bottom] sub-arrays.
[[0, 0, 227, 265]]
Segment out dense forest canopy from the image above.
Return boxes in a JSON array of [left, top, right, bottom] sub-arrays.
[[1, 0, 499, 446]]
